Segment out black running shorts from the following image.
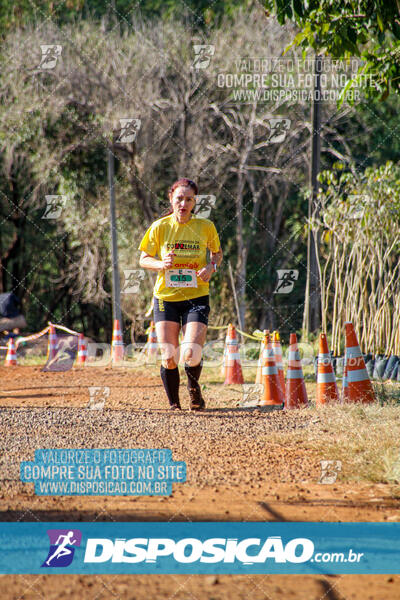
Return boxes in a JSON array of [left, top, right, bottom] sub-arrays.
[[153, 295, 210, 326]]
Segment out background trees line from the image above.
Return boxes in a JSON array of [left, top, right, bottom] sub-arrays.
[[1, 4, 400, 349]]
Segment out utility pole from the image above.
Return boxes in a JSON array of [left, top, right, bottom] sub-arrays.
[[108, 148, 123, 330], [303, 53, 322, 337]]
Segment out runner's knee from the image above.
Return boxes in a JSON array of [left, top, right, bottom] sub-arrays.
[[162, 357, 177, 369], [159, 342, 179, 365], [182, 343, 202, 366]]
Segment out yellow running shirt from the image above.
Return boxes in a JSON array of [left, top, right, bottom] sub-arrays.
[[139, 213, 221, 301]]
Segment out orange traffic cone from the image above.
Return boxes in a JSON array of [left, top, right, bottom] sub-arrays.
[[4, 337, 17, 366], [76, 334, 87, 365], [272, 331, 285, 401], [285, 333, 309, 409], [47, 323, 58, 360], [224, 324, 244, 384], [344, 322, 375, 404], [259, 333, 284, 408], [111, 319, 124, 363], [256, 330, 268, 384], [146, 321, 158, 363], [316, 333, 339, 405]]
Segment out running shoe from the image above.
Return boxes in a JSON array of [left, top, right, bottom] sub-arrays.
[[188, 387, 205, 411]]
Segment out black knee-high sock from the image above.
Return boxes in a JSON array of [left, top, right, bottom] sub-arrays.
[[160, 366, 180, 407], [185, 360, 203, 390]]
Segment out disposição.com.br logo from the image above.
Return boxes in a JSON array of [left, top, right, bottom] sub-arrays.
[[41, 529, 82, 568]]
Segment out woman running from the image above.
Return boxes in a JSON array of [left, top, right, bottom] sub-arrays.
[[139, 178, 223, 410]]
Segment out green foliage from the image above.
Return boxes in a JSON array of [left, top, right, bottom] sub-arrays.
[[265, 0, 400, 100], [317, 160, 400, 237]]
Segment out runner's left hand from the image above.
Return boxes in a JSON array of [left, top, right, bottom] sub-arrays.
[[196, 263, 213, 282]]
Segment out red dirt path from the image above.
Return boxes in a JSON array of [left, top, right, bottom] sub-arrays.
[[0, 365, 399, 599]]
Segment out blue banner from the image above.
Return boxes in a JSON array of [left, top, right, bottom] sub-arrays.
[[0, 522, 399, 574]]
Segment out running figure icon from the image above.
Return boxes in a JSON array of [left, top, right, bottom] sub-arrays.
[[42, 529, 82, 568], [46, 531, 77, 565], [274, 269, 299, 294]]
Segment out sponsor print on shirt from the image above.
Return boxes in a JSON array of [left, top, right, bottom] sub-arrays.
[[173, 262, 199, 269], [166, 241, 201, 256], [165, 240, 202, 272]]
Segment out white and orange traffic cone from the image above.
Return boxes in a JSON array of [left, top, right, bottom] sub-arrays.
[[4, 337, 17, 366], [285, 333, 309, 409], [76, 334, 87, 365], [224, 324, 244, 385], [316, 333, 339, 405], [47, 323, 58, 361], [344, 322, 375, 404], [259, 332, 284, 408], [146, 321, 158, 363], [111, 319, 124, 363], [272, 331, 285, 402], [256, 330, 268, 384]]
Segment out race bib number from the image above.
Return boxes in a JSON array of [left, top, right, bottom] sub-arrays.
[[165, 269, 197, 288]]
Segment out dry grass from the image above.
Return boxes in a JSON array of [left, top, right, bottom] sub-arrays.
[[201, 368, 400, 486], [295, 402, 400, 485], [200, 367, 400, 486]]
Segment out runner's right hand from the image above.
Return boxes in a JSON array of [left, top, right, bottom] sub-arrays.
[[161, 251, 175, 270]]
